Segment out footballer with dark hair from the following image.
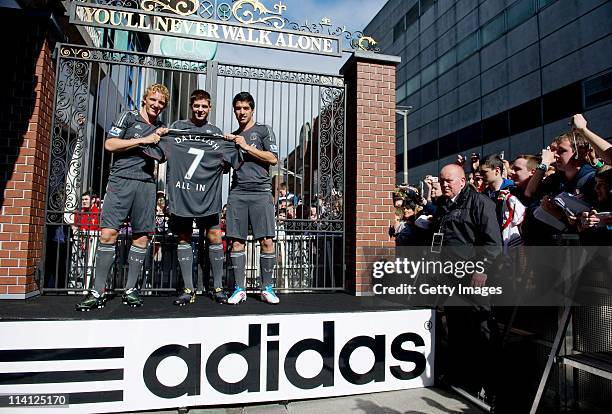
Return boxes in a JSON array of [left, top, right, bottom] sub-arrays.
[[160, 89, 242, 306], [224, 91, 280, 305]]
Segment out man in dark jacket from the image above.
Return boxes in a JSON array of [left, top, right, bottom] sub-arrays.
[[434, 164, 502, 265], [433, 164, 504, 409]]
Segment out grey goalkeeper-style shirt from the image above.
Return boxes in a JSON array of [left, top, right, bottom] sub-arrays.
[[157, 120, 242, 217], [106, 110, 165, 182], [230, 123, 278, 193]]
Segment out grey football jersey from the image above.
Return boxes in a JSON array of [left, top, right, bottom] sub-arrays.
[[106, 110, 165, 182], [230, 123, 278, 192], [160, 120, 242, 217]]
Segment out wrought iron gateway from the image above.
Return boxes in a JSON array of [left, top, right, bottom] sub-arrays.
[[42, 0, 378, 294], [43, 0, 356, 293]]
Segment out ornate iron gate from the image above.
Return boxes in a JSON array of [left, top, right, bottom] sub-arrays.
[[43, 43, 345, 294]]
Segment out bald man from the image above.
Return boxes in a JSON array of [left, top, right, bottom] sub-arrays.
[[433, 163, 503, 407], [435, 163, 501, 258]]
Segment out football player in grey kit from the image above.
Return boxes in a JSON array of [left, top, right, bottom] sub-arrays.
[[224, 92, 280, 305], [76, 84, 169, 311], [159, 90, 241, 306]]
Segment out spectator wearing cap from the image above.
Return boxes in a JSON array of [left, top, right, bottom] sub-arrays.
[[395, 198, 429, 246]]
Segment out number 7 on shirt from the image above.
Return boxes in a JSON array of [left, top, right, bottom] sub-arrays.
[[185, 147, 205, 179]]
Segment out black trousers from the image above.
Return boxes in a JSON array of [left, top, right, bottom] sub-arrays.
[[444, 305, 501, 396]]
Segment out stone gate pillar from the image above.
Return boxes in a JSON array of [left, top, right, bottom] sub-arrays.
[[341, 52, 401, 296]]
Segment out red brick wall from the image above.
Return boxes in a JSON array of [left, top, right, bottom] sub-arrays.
[[0, 25, 55, 298], [342, 54, 399, 295]]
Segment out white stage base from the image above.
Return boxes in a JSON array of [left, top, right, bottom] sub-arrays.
[[0, 309, 434, 413]]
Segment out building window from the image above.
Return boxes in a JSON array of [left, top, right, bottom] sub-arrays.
[[401, 74, 596, 170], [507, 0, 535, 30], [584, 71, 612, 109], [396, 119, 404, 137], [538, 0, 556, 9], [396, 83, 407, 103], [439, 132, 459, 158], [406, 4, 419, 28], [481, 13, 506, 45], [438, 48, 456, 75], [396, 153, 403, 172], [457, 31, 479, 61], [419, 0, 435, 14], [422, 140, 438, 163], [406, 74, 421, 97], [407, 147, 421, 169], [543, 82, 582, 124], [510, 99, 542, 135], [421, 62, 437, 86], [483, 112, 509, 143], [457, 123, 482, 150], [393, 16, 405, 42]]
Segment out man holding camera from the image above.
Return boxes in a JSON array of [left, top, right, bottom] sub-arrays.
[[529, 123, 598, 241], [520, 115, 601, 247]]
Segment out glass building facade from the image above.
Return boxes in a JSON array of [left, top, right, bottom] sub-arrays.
[[365, 0, 612, 182]]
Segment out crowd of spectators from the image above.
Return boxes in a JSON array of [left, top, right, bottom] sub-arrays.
[[390, 113, 611, 248], [275, 182, 343, 225], [387, 113, 611, 412], [274, 183, 344, 288]]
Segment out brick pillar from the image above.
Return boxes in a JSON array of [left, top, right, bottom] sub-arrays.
[[0, 14, 55, 299], [341, 52, 401, 296]]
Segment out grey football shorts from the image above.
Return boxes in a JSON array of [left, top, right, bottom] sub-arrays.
[[226, 191, 275, 240], [169, 213, 221, 234], [100, 175, 156, 234]]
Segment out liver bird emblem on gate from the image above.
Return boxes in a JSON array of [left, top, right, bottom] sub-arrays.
[[357, 36, 377, 51]]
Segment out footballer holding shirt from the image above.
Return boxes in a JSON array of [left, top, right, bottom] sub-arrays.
[[224, 92, 280, 305], [157, 90, 241, 306], [76, 84, 169, 311]]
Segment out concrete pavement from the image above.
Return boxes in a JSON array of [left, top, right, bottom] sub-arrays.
[[130, 387, 484, 414]]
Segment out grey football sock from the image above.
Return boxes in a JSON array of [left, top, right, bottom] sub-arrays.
[[177, 243, 194, 290], [93, 243, 116, 293], [125, 245, 147, 289], [260, 253, 276, 287], [231, 250, 246, 288], [209, 243, 225, 289]]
